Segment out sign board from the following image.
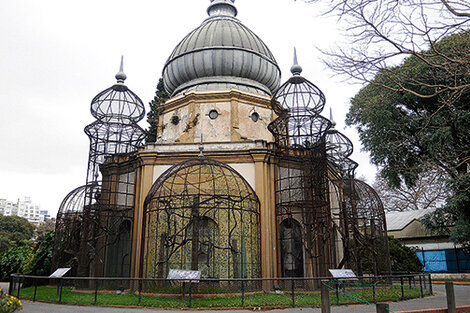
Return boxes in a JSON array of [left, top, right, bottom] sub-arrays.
[[49, 268, 71, 278], [328, 269, 357, 279], [167, 269, 201, 282]]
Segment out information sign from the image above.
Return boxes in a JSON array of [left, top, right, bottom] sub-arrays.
[[49, 268, 71, 278], [167, 269, 201, 282], [328, 269, 357, 279]]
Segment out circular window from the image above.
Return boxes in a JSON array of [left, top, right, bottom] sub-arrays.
[[209, 109, 219, 120], [171, 115, 180, 125], [251, 112, 260, 122]]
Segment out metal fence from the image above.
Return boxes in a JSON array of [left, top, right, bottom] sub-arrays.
[[9, 273, 432, 309]]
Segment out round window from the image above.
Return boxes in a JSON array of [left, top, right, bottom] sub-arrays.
[[251, 112, 260, 122], [171, 115, 180, 125], [209, 109, 219, 120]]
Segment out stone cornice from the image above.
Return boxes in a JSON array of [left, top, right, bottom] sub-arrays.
[[161, 89, 272, 113]]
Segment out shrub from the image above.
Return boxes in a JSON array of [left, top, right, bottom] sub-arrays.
[[0, 287, 21, 312]]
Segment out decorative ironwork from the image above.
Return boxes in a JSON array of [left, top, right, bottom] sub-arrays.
[[269, 51, 335, 278], [269, 50, 390, 278], [341, 179, 392, 276], [54, 57, 146, 277], [143, 158, 261, 279]]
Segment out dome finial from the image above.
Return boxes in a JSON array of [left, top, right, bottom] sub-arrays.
[[290, 47, 303, 76], [115, 56, 127, 84], [207, 0, 237, 18], [330, 107, 337, 128]]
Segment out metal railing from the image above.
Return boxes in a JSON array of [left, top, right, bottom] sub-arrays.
[[9, 273, 432, 308]]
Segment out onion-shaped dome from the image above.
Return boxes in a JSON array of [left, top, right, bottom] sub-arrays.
[[337, 157, 359, 176], [90, 57, 145, 124], [325, 110, 353, 162], [143, 157, 261, 278], [271, 49, 326, 116], [268, 114, 331, 150], [162, 0, 281, 97]]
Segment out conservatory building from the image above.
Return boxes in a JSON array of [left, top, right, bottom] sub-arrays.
[[53, 0, 391, 286]]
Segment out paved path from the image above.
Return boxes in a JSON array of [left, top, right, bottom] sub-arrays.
[[20, 284, 470, 313]]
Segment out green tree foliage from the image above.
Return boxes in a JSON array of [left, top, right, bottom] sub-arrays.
[[35, 219, 55, 239], [347, 32, 470, 248], [0, 245, 30, 281], [146, 78, 169, 143], [0, 216, 35, 252], [388, 237, 423, 273], [23, 231, 54, 276]]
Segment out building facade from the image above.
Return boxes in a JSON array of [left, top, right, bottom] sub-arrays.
[[53, 0, 390, 284], [0, 196, 50, 225]]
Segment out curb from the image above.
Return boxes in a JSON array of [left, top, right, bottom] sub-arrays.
[[395, 304, 470, 313]]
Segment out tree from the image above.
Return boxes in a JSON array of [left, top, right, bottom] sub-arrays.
[[0, 216, 35, 252], [145, 78, 169, 143], [346, 32, 470, 248], [36, 218, 55, 239], [388, 237, 423, 273], [23, 231, 54, 277], [306, 0, 470, 105], [373, 168, 449, 212]]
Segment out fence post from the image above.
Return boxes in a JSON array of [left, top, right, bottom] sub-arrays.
[[372, 277, 376, 304], [419, 274, 424, 298], [445, 282, 457, 313], [138, 279, 142, 306], [16, 276, 21, 299], [335, 279, 339, 305], [182, 281, 185, 304], [291, 278, 295, 307], [8, 275, 13, 295], [58, 278, 63, 304], [400, 277, 404, 300], [428, 273, 433, 294], [188, 281, 192, 308], [33, 280, 38, 302], [320, 281, 331, 313], [94, 279, 98, 305], [376, 303, 389, 313], [241, 280, 245, 308]]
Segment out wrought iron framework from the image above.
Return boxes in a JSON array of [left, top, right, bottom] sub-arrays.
[[54, 58, 146, 277], [341, 179, 392, 276], [269, 51, 390, 278], [269, 56, 336, 278], [143, 158, 261, 279]]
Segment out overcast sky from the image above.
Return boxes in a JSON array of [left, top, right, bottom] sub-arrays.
[[0, 0, 376, 216]]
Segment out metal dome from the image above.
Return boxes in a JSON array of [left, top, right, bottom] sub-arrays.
[[90, 57, 145, 124], [271, 50, 326, 116], [162, 0, 281, 97], [143, 157, 261, 278]]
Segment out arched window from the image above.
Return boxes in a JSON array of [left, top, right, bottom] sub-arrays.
[[280, 218, 304, 277]]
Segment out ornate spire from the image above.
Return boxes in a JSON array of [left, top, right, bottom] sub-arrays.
[[290, 47, 303, 76], [207, 0, 237, 18], [115, 56, 127, 84], [329, 107, 337, 128]]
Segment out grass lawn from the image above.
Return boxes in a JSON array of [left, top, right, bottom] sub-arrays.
[[17, 285, 429, 309]]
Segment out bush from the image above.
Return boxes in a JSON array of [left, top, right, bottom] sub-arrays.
[[388, 236, 423, 272], [0, 287, 21, 312]]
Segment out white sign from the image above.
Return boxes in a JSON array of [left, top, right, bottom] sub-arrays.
[[49, 268, 71, 278], [329, 269, 357, 279], [167, 269, 201, 282]]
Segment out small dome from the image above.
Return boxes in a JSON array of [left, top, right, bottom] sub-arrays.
[[271, 51, 326, 116], [90, 58, 145, 124], [162, 0, 281, 96]]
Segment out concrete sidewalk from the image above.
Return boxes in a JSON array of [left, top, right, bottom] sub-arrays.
[[20, 284, 470, 313]]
